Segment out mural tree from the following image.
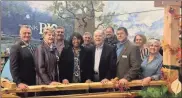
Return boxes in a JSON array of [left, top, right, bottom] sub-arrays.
[[48, 0, 116, 34]]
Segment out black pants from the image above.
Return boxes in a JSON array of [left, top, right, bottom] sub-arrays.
[[36, 91, 62, 96], [16, 92, 35, 98]]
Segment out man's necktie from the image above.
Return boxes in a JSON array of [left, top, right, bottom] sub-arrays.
[[27, 44, 34, 55]]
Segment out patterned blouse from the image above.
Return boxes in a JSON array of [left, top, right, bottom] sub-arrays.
[[140, 48, 149, 60], [72, 48, 81, 83]]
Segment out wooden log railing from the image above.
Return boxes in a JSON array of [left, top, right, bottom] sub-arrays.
[[1, 77, 167, 94], [1, 94, 20, 98], [40, 91, 139, 98], [1, 78, 16, 89]]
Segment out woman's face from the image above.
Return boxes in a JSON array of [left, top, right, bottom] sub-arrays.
[[72, 36, 81, 48], [135, 35, 144, 47], [44, 32, 55, 44], [149, 42, 160, 55]]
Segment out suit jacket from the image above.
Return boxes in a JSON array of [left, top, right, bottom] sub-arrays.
[[116, 40, 142, 81], [91, 43, 117, 81], [34, 42, 60, 85], [10, 40, 36, 85], [59, 46, 93, 83], [64, 40, 69, 49]]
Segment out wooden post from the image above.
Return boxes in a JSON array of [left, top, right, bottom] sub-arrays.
[[163, 5, 180, 66], [155, 0, 181, 93]]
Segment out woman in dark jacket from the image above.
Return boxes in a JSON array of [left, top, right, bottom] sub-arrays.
[[34, 27, 60, 86], [59, 33, 93, 84]]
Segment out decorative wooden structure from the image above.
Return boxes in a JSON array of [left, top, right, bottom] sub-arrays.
[[1, 78, 16, 89], [1, 1, 182, 98], [1, 94, 20, 98], [0, 78, 166, 96], [154, 0, 182, 93]]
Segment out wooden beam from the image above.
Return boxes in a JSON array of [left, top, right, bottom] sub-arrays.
[[1, 80, 167, 94], [1, 94, 20, 98], [162, 5, 181, 93], [163, 5, 180, 65], [163, 1, 182, 6], [154, 0, 182, 7], [1, 83, 89, 94], [33, 92, 138, 98], [154, 0, 163, 7], [1, 78, 16, 89]]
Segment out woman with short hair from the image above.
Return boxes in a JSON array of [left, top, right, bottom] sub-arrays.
[[34, 27, 60, 86], [140, 39, 163, 86]]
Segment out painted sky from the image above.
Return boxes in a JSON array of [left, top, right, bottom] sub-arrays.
[[27, 1, 164, 39]]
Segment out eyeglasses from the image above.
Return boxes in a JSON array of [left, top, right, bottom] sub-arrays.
[[22, 32, 31, 34], [149, 44, 160, 47], [57, 31, 64, 33], [148, 38, 160, 41]]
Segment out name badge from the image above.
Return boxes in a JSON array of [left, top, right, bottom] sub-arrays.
[[122, 55, 127, 58], [21, 45, 27, 48]]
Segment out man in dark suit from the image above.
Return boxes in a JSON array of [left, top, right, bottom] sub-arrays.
[[104, 26, 118, 47], [90, 30, 117, 83], [116, 27, 142, 87], [10, 25, 36, 96]]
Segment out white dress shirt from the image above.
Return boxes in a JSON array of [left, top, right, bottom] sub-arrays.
[[94, 44, 104, 73]]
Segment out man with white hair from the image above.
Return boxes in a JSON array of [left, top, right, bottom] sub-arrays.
[[90, 29, 117, 84], [82, 32, 94, 48]]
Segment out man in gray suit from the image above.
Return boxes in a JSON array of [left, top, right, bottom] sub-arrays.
[[116, 27, 142, 87]]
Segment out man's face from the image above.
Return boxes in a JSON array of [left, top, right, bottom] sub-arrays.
[[83, 34, 92, 45], [94, 31, 104, 46], [105, 28, 114, 38], [20, 28, 32, 43], [55, 28, 64, 40], [116, 29, 127, 42]]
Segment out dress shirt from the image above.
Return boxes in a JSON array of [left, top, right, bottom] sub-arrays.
[[140, 48, 149, 60], [55, 40, 65, 54], [116, 40, 127, 57], [141, 53, 163, 80], [94, 44, 104, 73]]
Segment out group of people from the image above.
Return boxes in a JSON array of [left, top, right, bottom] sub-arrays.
[[10, 25, 163, 96]]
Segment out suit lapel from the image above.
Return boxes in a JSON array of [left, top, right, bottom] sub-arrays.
[[93, 46, 96, 65], [117, 40, 130, 64], [99, 43, 106, 71], [20, 40, 33, 56], [79, 47, 84, 68]]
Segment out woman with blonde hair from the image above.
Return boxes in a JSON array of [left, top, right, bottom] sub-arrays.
[[140, 39, 163, 86], [34, 27, 60, 95]]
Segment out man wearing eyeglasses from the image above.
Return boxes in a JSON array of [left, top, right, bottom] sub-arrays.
[[55, 26, 69, 55]]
